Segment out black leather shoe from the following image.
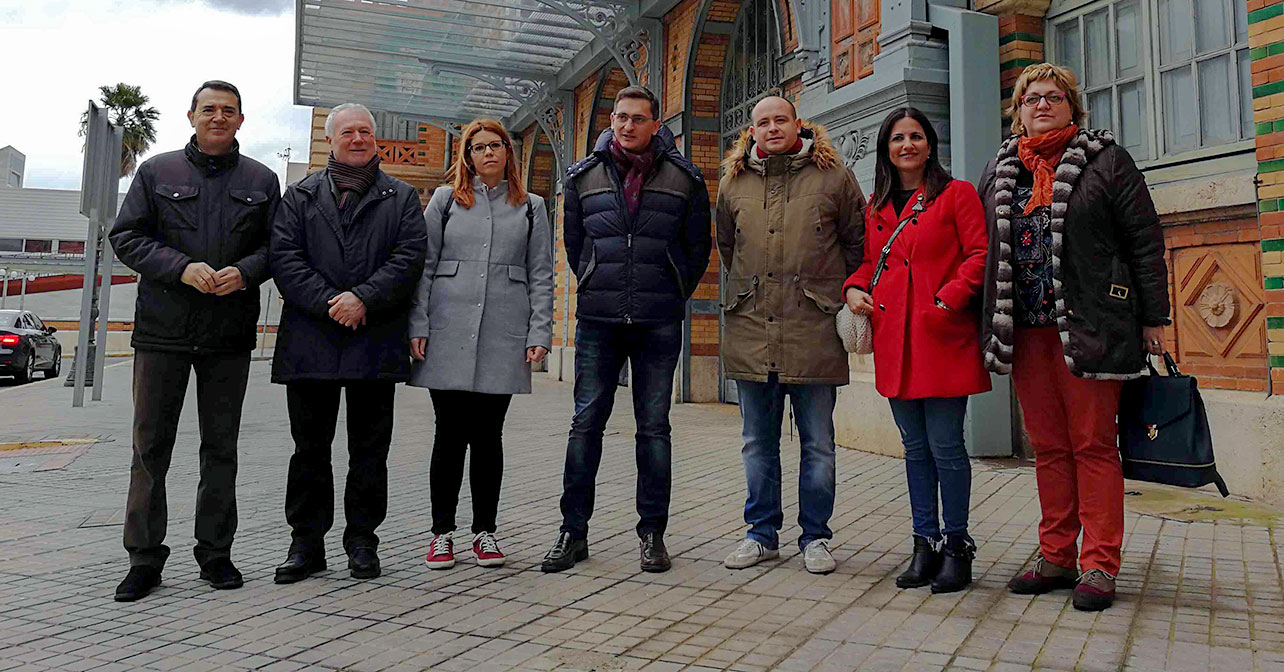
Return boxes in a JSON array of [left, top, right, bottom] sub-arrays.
[[348, 547, 381, 579], [896, 536, 942, 589], [274, 552, 327, 584], [931, 534, 976, 594], [199, 558, 243, 590], [541, 531, 588, 573], [640, 532, 671, 573], [114, 566, 161, 602]]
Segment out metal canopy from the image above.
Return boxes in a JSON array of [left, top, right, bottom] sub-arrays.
[[295, 0, 661, 172]]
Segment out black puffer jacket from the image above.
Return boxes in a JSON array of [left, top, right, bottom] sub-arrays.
[[978, 128, 1170, 380], [110, 137, 279, 353], [269, 168, 427, 383], [563, 127, 712, 325]]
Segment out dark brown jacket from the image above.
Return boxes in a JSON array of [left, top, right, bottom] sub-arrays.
[[977, 128, 1170, 380]]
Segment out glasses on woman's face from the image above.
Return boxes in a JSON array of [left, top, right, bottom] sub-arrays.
[[1021, 92, 1067, 108], [469, 140, 506, 155]]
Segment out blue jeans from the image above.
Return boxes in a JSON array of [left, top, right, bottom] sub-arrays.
[[736, 374, 837, 551], [559, 320, 682, 539], [887, 397, 971, 541]]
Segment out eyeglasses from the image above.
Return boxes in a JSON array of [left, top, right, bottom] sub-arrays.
[[469, 140, 506, 155], [1020, 92, 1067, 108], [612, 112, 653, 126]]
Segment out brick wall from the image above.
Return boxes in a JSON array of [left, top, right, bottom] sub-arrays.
[[663, 0, 702, 120], [1249, 0, 1284, 387]]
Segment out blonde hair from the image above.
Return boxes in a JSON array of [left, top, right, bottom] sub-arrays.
[[1006, 63, 1088, 136], [448, 118, 527, 209]]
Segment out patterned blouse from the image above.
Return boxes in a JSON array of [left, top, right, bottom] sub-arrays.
[[1012, 168, 1057, 328]]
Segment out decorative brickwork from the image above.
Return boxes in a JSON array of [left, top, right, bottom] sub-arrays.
[[663, 0, 702, 120], [1249, 0, 1284, 386]]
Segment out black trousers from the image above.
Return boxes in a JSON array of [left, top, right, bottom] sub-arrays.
[[124, 350, 251, 569], [284, 381, 395, 555], [428, 389, 513, 535]]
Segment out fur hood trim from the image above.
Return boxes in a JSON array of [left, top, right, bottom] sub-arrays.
[[721, 120, 840, 179]]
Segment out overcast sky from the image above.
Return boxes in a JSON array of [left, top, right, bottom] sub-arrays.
[[0, 0, 309, 192]]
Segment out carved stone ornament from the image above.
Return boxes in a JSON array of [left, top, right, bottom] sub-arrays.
[[1196, 282, 1236, 328]]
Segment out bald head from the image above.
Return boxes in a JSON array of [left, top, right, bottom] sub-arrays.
[[750, 96, 802, 155]]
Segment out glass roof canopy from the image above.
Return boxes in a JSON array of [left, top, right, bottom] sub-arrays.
[[294, 0, 599, 127]]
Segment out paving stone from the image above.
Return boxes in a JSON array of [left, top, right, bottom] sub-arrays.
[[0, 362, 1278, 670]]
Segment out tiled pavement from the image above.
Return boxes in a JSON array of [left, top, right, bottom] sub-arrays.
[[0, 359, 1280, 672]]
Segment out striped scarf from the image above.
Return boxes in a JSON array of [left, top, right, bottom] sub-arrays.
[[327, 152, 381, 209]]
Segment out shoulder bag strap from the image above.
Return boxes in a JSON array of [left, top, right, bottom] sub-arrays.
[[868, 193, 924, 293]]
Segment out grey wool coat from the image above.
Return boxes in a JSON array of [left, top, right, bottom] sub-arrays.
[[408, 180, 555, 394]]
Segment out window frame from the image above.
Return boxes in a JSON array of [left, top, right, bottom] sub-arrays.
[[1047, 0, 1253, 168]]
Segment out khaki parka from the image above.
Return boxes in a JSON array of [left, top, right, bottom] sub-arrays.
[[715, 122, 866, 384]]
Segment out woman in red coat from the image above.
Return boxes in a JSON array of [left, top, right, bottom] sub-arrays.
[[843, 107, 990, 593]]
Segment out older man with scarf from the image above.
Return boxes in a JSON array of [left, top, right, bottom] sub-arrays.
[[541, 86, 712, 574], [269, 103, 427, 583]]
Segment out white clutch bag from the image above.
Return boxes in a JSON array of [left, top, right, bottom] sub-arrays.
[[836, 305, 873, 355]]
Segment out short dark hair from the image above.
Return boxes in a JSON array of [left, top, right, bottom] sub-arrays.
[[614, 86, 660, 121], [190, 80, 242, 113]]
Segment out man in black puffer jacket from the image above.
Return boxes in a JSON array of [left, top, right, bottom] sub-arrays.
[[542, 86, 712, 575], [109, 81, 279, 602]]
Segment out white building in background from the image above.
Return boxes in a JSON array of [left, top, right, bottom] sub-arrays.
[[0, 146, 24, 188], [0, 186, 124, 254]]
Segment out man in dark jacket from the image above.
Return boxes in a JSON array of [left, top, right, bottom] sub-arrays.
[[109, 80, 279, 602], [541, 86, 712, 574], [269, 103, 427, 584]]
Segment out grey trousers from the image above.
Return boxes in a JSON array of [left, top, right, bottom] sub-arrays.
[[123, 350, 250, 569]]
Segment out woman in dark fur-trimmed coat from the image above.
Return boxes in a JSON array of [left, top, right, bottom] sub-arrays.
[[977, 63, 1170, 612]]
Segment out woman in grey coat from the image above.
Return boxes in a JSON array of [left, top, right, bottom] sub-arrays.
[[409, 119, 555, 570]]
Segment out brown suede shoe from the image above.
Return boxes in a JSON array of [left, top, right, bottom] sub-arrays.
[[1007, 555, 1078, 595], [1072, 569, 1116, 611]]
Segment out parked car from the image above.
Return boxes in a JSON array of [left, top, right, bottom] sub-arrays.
[[0, 310, 62, 383]]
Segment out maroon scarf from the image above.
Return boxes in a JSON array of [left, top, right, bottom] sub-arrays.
[[754, 136, 804, 159], [608, 138, 655, 219]]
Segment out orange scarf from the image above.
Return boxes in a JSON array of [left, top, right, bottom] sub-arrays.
[[1017, 124, 1078, 215]]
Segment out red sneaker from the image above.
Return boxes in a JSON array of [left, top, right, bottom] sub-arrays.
[[424, 532, 455, 569], [473, 531, 505, 567]]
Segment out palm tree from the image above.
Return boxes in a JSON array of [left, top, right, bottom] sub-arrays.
[[79, 83, 160, 178]]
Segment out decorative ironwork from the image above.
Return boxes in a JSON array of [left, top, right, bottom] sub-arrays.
[[377, 141, 423, 166], [720, 0, 783, 150], [534, 0, 642, 84]]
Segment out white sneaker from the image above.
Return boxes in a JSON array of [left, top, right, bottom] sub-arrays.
[[803, 539, 836, 574], [724, 538, 780, 569]]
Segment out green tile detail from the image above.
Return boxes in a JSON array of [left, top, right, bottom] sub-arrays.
[[1269, 317, 1284, 329], [1255, 80, 1284, 99], [1262, 159, 1284, 173], [1268, 277, 1284, 290], [1261, 122, 1277, 136], [1272, 355, 1284, 368], [1262, 200, 1280, 213], [1000, 58, 1041, 72], [1251, 4, 1284, 24], [1271, 42, 1284, 56], [999, 31, 1044, 45], [1255, 47, 1270, 60], [1274, 120, 1284, 132], [1266, 238, 1284, 251]]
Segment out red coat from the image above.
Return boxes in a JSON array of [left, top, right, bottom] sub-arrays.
[[843, 179, 991, 400]]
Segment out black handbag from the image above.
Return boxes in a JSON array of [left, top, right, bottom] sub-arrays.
[[1118, 353, 1228, 497]]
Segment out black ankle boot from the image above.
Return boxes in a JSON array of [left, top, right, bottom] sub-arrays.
[[931, 534, 975, 594], [896, 536, 941, 589]]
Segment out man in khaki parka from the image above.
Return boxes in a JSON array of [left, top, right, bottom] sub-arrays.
[[715, 96, 865, 574]]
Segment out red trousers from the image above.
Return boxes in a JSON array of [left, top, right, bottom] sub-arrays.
[[1011, 327, 1124, 575]]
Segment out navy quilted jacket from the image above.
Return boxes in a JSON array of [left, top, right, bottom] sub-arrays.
[[563, 127, 712, 325]]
